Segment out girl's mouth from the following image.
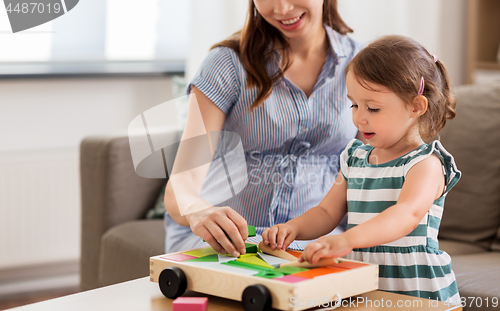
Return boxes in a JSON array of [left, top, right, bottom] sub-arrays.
[[363, 132, 375, 140]]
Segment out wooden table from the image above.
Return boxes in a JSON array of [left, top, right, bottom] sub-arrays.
[[8, 277, 461, 311]]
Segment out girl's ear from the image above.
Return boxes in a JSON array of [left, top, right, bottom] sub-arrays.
[[411, 95, 428, 117]]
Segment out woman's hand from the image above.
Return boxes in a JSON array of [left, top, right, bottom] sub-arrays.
[[298, 234, 352, 264], [185, 206, 248, 258], [262, 223, 298, 250]]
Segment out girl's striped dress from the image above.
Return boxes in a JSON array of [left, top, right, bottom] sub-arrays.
[[340, 139, 461, 303]]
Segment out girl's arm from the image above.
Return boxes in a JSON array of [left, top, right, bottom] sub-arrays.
[[300, 154, 445, 264], [343, 154, 445, 248], [164, 86, 248, 258], [263, 171, 348, 250]]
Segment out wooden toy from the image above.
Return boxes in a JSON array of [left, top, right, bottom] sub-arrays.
[[150, 242, 378, 311]]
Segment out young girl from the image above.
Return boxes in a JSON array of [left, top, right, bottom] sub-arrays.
[[262, 35, 461, 303]]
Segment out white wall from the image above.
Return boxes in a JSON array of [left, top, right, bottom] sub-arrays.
[[0, 77, 174, 152]]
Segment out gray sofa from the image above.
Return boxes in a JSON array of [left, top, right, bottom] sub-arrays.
[[80, 84, 500, 310]]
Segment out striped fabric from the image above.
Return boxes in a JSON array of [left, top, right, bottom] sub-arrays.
[[164, 26, 362, 252], [341, 139, 461, 303]]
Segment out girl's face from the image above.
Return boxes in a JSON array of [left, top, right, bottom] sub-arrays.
[[346, 71, 421, 150], [253, 0, 324, 39]]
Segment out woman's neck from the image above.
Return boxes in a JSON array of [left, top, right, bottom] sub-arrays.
[[289, 26, 328, 59]]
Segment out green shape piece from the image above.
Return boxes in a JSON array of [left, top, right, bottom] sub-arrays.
[[183, 247, 218, 257], [184, 254, 219, 262], [245, 243, 258, 254], [255, 270, 285, 279], [248, 225, 256, 237], [236, 255, 275, 269], [274, 266, 309, 275], [222, 260, 272, 272]]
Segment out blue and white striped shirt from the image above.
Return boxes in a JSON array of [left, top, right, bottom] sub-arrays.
[[164, 26, 362, 252]]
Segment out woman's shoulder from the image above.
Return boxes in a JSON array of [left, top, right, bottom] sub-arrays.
[[198, 46, 244, 74], [325, 25, 363, 58]]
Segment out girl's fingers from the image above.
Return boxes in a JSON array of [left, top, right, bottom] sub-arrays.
[[267, 226, 279, 249], [276, 227, 289, 250], [262, 228, 270, 245], [283, 233, 295, 251], [310, 247, 329, 265]]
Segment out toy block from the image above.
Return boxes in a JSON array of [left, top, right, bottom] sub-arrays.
[[182, 247, 218, 258], [254, 270, 285, 279], [286, 250, 302, 259], [280, 257, 339, 269], [217, 254, 236, 263], [292, 267, 347, 279], [160, 253, 197, 262], [257, 253, 291, 268], [172, 297, 208, 311], [273, 266, 308, 275], [244, 242, 258, 253], [222, 260, 271, 272], [236, 254, 275, 269], [258, 242, 298, 261], [332, 261, 369, 269], [185, 254, 219, 262], [274, 275, 309, 283], [248, 225, 256, 237]]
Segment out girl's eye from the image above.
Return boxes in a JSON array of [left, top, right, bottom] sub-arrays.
[[350, 104, 358, 109], [367, 108, 379, 113]]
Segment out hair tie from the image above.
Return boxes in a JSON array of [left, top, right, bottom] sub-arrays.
[[417, 76, 425, 95], [432, 54, 438, 63]]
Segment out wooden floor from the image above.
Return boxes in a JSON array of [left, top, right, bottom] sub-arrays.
[[0, 287, 79, 310]]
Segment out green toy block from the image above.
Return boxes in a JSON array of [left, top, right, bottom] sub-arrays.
[[274, 266, 309, 275], [245, 243, 258, 254], [248, 225, 256, 237], [222, 260, 272, 272], [236, 254, 275, 269], [254, 270, 285, 279]]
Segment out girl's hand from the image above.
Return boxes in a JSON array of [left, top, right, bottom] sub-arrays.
[[185, 206, 248, 258], [262, 223, 298, 250], [299, 234, 352, 264]]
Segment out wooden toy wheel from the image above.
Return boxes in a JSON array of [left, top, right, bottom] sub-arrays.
[[158, 267, 187, 299], [242, 284, 272, 311]]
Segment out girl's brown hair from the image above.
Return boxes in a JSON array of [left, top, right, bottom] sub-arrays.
[[345, 35, 456, 139], [213, 0, 352, 112]]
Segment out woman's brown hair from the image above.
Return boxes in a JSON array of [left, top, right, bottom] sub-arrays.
[[212, 0, 352, 112], [345, 35, 456, 139]]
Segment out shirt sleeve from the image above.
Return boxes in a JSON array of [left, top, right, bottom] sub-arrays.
[[187, 47, 242, 114], [340, 138, 363, 181], [403, 141, 461, 195]]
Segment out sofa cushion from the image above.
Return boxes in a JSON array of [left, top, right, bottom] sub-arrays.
[[439, 83, 500, 249], [492, 227, 500, 251], [98, 220, 165, 287], [440, 239, 489, 257], [451, 252, 500, 311]]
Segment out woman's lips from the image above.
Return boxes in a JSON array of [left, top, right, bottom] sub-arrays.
[[277, 13, 305, 31], [363, 132, 375, 139]]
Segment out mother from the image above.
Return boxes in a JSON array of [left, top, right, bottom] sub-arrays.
[[164, 0, 362, 258]]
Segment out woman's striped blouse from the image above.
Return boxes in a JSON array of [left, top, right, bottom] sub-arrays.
[[164, 26, 362, 252]]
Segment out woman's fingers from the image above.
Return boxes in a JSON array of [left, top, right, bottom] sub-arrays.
[[214, 213, 246, 257]]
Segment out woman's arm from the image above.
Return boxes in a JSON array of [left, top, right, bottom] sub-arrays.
[[164, 86, 248, 257]]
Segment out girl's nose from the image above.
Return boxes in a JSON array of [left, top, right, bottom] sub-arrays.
[[273, 1, 294, 14], [353, 111, 368, 126]]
